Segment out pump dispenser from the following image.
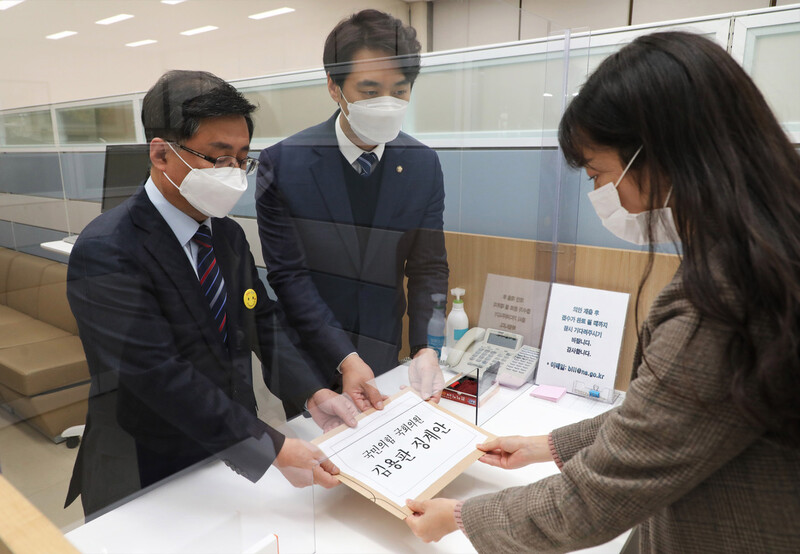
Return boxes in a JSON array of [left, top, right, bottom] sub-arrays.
[[427, 293, 447, 358], [446, 287, 469, 349]]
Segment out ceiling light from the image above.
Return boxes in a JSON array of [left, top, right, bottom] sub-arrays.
[[180, 25, 218, 36], [96, 14, 134, 25], [126, 39, 157, 47], [249, 7, 294, 20], [542, 93, 553, 97], [161, 0, 187, 4], [46, 31, 77, 40], [0, 0, 25, 11]]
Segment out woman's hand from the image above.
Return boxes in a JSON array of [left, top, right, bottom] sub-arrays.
[[477, 435, 552, 469], [405, 498, 460, 542]]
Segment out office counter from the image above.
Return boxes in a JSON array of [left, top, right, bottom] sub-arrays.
[[40, 240, 74, 256], [66, 367, 629, 553]]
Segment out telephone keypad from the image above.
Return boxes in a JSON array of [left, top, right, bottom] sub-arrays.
[[467, 345, 513, 369], [506, 346, 540, 375]]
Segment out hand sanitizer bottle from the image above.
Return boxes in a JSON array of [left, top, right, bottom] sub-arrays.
[[426, 293, 447, 359], [446, 287, 469, 349]]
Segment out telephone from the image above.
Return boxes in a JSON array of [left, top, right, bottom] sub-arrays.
[[445, 327, 540, 389]]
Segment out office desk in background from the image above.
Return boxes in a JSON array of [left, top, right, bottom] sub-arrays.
[[65, 366, 629, 554], [40, 239, 74, 256]]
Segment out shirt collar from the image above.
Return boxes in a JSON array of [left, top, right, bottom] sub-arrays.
[[144, 177, 211, 246], [335, 112, 385, 165]]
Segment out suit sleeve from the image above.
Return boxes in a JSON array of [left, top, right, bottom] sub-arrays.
[[459, 294, 765, 552], [255, 146, 356, 376], [238, 233, 326, 418], [405, 152, 449, 348], [67, 235, 283, 483]]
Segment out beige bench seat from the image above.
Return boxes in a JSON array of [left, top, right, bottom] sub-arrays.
[[0, 246, 89, 441]]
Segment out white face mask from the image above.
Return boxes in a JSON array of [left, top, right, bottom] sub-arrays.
[[340, 89, 408, 145], [164, 143, 247, 218], [587, 145, 678, 245]]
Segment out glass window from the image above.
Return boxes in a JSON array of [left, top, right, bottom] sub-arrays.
[[242, 80, 332, 142], [56, 101, 136, 144], [0, 110, 54, 146]]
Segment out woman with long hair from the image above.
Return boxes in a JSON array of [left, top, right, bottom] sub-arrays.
[[406, 31, 800, 552]]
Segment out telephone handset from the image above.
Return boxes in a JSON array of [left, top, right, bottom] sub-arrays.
[[445, 327, 540, 389], [445, 327, 486, 367]]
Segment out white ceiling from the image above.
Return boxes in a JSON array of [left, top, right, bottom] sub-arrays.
[[0, 0, 415, 109]]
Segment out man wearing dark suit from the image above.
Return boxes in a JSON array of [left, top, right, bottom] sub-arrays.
[[65, 70, 355, 519], [256, 10, 449, 410]]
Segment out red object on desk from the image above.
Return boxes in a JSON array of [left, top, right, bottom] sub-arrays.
[[442, 376, 499, 407]]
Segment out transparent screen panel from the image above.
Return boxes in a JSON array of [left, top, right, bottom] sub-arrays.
[[0, 1, 794, 552], [243, 78, 331, 144]]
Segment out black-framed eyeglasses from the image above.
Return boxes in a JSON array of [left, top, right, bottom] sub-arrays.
[[175, 144, 259, 176]]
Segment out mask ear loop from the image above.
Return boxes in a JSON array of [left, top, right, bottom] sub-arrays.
[[338, 87, 356, 127], [162, 142, 195, 191], [662, 187, 673, 208], [614, 145, 644, 189]]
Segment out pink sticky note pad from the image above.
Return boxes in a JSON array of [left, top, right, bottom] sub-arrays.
[[531, 385, 567, 402]]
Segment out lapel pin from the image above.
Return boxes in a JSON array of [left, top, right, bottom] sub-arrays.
[[396, 165, 403, 173], [243, 288, 257, 309]]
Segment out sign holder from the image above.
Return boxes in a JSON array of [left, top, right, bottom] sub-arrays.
[[536, 283, 629, 403]]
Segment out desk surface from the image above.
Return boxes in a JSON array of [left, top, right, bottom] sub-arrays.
[[40, 239, 73, 256], [66, 368, 628, 554]]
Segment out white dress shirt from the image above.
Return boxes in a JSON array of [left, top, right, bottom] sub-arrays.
[[144, 177, 211, 278], [335, 112, 385, 173]]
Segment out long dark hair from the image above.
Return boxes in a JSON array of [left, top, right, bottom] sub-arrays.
[[559, 31, 800, 444]]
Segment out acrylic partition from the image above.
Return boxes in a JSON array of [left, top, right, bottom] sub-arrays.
[[1, 1, 799, 552]]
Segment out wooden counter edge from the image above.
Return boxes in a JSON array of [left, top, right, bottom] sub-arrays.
[[0, 475, 78, 554]]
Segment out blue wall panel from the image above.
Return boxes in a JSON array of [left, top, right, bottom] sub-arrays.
[[0, 152, 63, 197], [438, 148, 541, 239], [59, 151, 105, 201]]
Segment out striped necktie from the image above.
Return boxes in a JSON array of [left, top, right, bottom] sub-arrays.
[[192, 224, 227, 344], [356, 151, 379, 176]]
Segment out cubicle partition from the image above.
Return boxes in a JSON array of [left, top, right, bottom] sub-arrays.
[[0, 1, 798, 551]]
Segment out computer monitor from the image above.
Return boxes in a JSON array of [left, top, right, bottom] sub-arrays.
[[101, 144, 151, 213]]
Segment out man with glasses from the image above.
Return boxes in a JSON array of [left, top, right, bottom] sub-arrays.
[[65, 70, 355, 519], [256, 10, 449, 410]]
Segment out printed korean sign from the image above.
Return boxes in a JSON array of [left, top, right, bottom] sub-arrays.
[[536, 283, 628, 402]]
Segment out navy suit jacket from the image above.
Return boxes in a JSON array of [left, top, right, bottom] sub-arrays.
[[256, 112, 449, 378], [65, 187, 322, 518]]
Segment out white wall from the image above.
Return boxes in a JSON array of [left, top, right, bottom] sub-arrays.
[[522, 0, 630, 35], [631, 0, 766, 25], [432, 0, 778, 51], [432, 0, 520, 51]]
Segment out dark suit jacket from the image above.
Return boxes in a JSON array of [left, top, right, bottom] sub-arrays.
[[65, 187, 322, 518], [256, 112, 449, 378]]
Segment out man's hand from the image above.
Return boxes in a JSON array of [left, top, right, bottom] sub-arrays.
[[340, 354, 387, 412], [405, 498, 460, 543], [476, 435, 552, 469], [307, 388, 359, 433], [408, 348, 444, 402], [274, 438, 340, 488]]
